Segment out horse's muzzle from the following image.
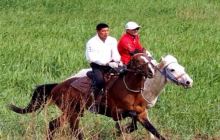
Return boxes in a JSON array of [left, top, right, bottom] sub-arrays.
[[182, 80, 193, 88]]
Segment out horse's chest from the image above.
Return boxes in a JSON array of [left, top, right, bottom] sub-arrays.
[[131, 94, 146, 109], [124, 95, 146, 110], [132, 102, 146, 113], [109, 95, 133, 108]]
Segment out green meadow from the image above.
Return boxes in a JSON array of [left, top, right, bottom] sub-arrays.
[[0, 0, 220, 139]]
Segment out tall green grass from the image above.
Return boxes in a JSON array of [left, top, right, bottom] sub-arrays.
[[1, 0, 220, 139]]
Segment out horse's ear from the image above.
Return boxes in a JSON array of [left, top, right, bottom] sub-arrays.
[[158, 57, 165, 69], [159, 56, 164, 62]]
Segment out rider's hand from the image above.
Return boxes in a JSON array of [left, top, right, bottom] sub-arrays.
[[118, 61, 124, 67], [108, 62, 118, 68]]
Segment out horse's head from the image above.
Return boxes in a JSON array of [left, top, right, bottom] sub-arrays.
[[128, 53, 155, 78], [157, 55, 193, 88]]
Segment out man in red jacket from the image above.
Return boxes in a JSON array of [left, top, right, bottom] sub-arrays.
[[118, 21, 149, 65]]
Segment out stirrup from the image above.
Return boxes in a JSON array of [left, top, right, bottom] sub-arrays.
[[89, 92, 102, 113], [88, 103, 98, 113]]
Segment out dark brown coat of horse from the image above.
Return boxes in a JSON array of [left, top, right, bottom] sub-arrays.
[[9, 53, 166, 140]]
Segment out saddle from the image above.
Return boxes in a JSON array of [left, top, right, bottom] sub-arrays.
[[70, 70, 119, 94], [70, 76, 92, 94]]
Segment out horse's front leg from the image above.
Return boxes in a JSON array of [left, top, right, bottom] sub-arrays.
[[147, 113, 157, 140], [137, 111, 166, 140], [115, 110, 138, 135], [125, 117, 138, 133], [116, 118, 138, 134]]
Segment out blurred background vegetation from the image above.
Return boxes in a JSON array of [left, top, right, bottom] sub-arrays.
[[0, 0, 220, 139]]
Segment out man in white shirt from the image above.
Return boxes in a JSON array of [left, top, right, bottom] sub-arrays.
[[85, 23, 121, 109]]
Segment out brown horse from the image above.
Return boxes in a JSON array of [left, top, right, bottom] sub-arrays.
[[9, 53, 165, 140]]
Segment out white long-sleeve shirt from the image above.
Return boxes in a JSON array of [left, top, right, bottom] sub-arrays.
[[85, 34, 121, 65]]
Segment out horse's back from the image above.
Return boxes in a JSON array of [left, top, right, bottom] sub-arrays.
[[70, 76, 92, 94], [51, 77, 81, 99]]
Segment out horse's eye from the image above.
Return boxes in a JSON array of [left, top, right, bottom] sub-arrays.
[[170, 69, 175, 72]]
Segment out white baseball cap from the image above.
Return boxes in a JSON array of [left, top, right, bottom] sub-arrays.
[[125, 21, 141, 30]]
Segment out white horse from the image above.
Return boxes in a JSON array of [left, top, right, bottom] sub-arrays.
[[66, 54, 193, 140], [142, 54, 193, 108]]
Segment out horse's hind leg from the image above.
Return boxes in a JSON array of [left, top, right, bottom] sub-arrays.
[[69, 113, 83, 140], [47, 114, 67, 140]]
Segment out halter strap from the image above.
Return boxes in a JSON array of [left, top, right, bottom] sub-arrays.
[[160, 62, 186, 85], [123, 75, 154, 105], [123, 75, 145, 93], [126, 55, 155, 76]]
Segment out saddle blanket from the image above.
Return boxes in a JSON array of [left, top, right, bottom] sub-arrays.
[[70, 76, 92, 94]]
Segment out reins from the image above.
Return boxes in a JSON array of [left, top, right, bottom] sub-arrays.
[[122, 53, 154, 93], [123, 75, 145, 93], [123, 74, 154, 105]]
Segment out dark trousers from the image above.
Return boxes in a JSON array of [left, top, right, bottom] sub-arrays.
[[90, 63, 110, 91]]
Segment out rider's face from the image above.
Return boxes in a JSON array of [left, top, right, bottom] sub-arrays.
[[126, 28, 139, 36], [97, 27, 109, 41]]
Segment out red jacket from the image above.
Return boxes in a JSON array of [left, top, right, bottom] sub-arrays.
[[118, 33, 144, 65]]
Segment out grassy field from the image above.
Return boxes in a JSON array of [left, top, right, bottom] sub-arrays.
[[0, 0, 220, 139]]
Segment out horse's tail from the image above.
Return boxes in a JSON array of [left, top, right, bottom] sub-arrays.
[[8, 83, 58, 114]]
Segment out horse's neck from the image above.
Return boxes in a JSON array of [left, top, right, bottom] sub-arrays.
[[143, 69, 167, 108], [106, 72, 143, 100], [104, 72, 144, 113], [124, 72, 143, 89]]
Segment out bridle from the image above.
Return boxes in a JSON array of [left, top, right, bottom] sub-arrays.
[[123, 60, 189, 103], [126, 53, 155, 77], [159, 62, 187, 86], [140, 61, 188, 104], [123, 75, 145, 93], [123, 53, 155, 93], [123, 66, 154, 105]]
